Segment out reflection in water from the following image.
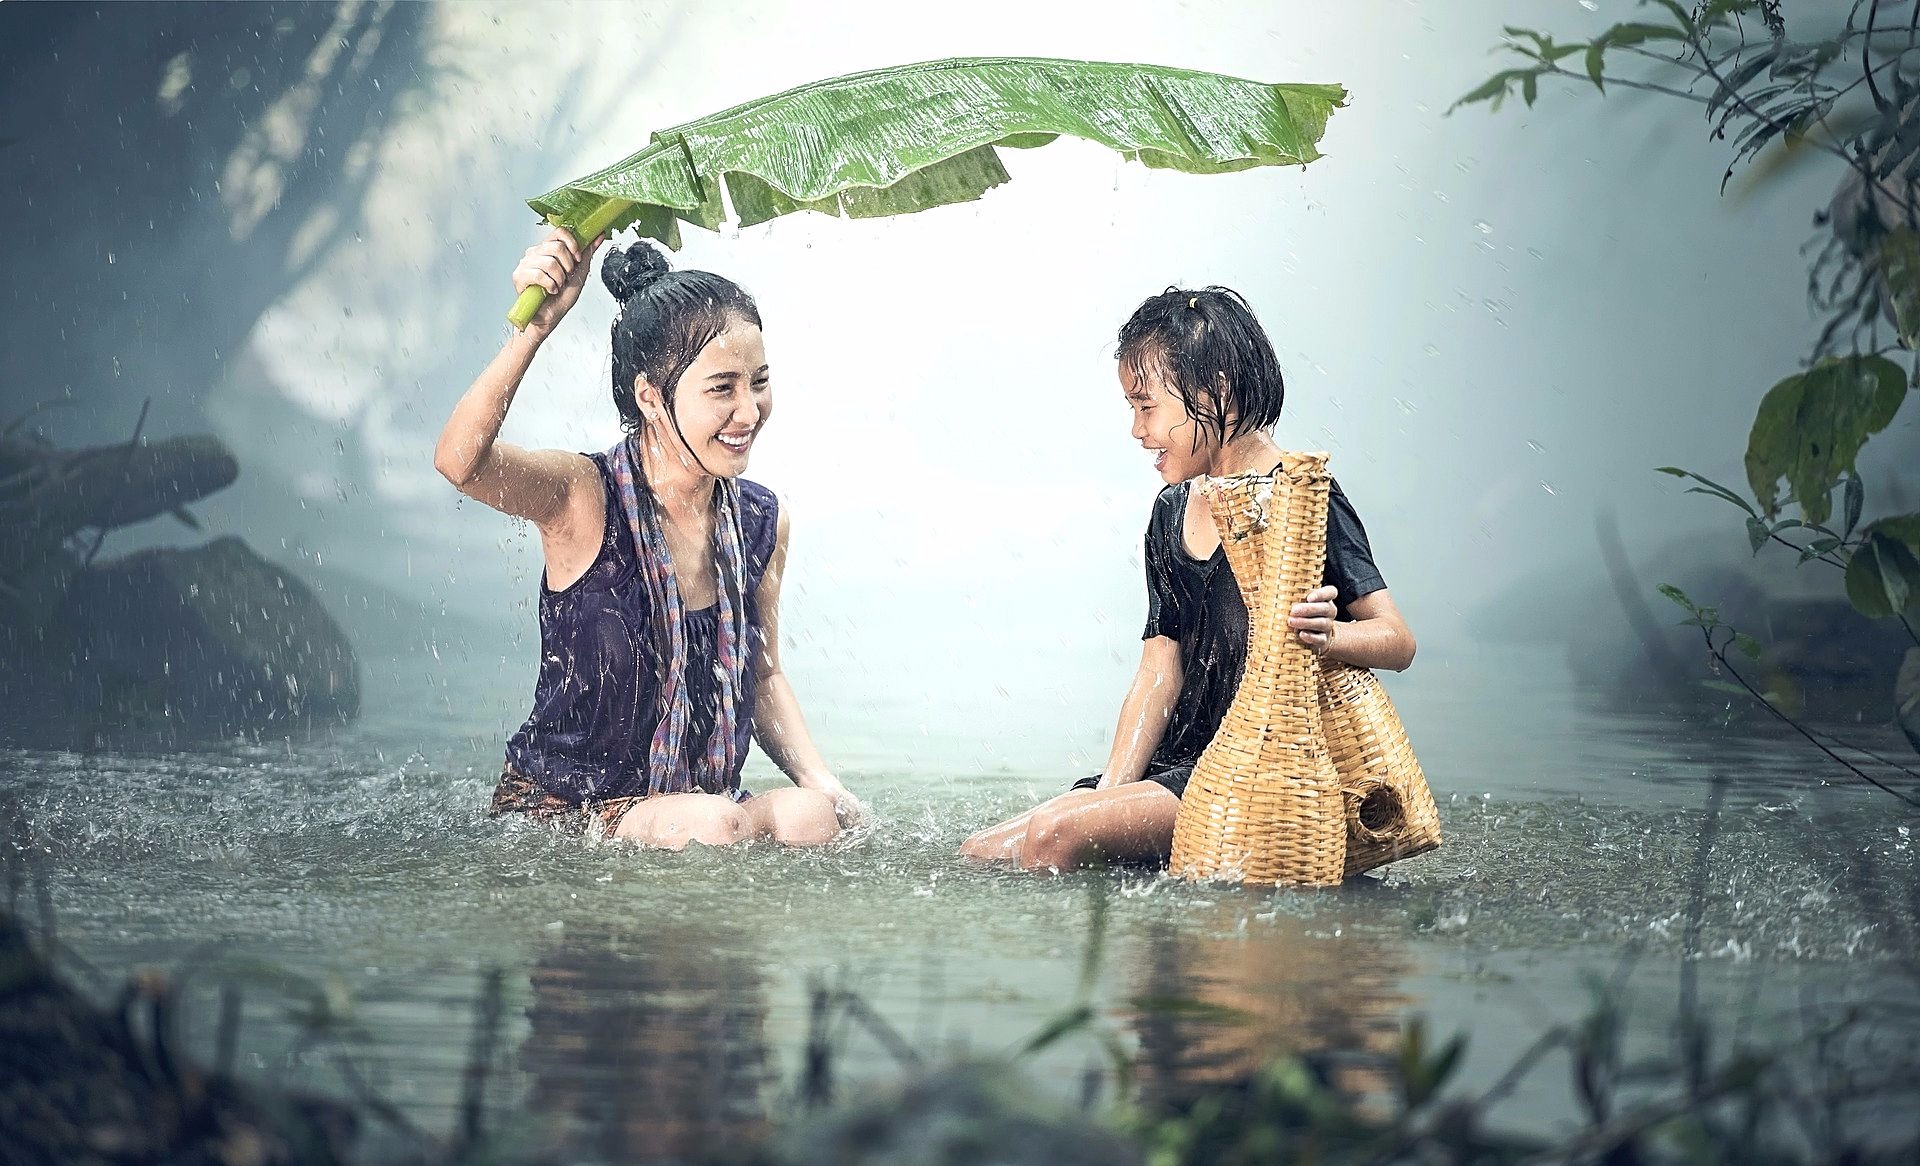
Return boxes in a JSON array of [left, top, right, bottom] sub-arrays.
[[1128, 903, 1412, 1111], [516, 920, 772, 1163]]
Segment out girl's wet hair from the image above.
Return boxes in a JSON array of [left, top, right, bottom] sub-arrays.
[[602, 240, 762, 433], [1116, 286, 1285, 450]]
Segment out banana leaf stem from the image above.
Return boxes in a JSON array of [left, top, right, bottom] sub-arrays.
[[505, 195, 637, 329]]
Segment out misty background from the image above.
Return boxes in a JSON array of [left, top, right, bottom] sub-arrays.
[[8, 0, 1910, 785]]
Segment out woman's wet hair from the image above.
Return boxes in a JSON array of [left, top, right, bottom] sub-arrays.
[[602, 241, 762, 433], [1116, 286, 1286, 450]]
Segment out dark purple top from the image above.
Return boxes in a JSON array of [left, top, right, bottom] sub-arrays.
[[504, 452, 780, 803]]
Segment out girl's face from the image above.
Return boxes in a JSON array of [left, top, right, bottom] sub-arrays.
[[1122, 357, 1219, 484], [640, 319, 772, 477]]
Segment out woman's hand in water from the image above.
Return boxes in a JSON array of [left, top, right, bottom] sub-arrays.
[[810, 780, 866, 829], [512, 228, 605, 337], [831, 789, 867, 830], [1287, 585, 1340, 656]]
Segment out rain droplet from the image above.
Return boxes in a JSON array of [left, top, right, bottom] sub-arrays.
[[1423, 344, 1439, 357], [1527, 246, 1545, 260], [1527, 440, 1545, 453], [106, 252, 116, 264], [1540, 480, 1557, 496], [1473, 220, 1492, 234]]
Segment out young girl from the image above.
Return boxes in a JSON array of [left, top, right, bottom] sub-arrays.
[[437, 229, 859, 849], [960, 286, 1414, 873]]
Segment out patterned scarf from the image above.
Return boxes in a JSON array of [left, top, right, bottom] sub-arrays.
[[606, 434, 750, 797]]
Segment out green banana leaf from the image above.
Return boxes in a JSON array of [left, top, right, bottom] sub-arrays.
[[509, 56, 1347, 326]]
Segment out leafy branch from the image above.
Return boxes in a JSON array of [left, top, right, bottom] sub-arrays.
[[1659, 583, 1920, 803]]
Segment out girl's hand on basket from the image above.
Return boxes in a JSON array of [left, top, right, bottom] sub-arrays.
[[1288, 585, 1340, 656]]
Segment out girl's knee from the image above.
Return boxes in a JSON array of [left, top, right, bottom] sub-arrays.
[[1021, 809, 1087, 872], [958, 831, 998, 860]]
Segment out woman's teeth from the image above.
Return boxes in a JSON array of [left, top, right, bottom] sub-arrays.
[[717, 433, 751, 451]]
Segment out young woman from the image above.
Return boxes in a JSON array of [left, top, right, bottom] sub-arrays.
[[437, 229, 859, 849], [960, 286, 1415, 873]]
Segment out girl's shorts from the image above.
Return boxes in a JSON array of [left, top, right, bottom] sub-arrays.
[[1069, 762, 1193, 800]]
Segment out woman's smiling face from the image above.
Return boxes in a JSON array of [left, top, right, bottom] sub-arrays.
[[643, 318, 772, 476]]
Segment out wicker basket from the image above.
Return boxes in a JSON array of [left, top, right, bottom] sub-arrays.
[[1168, 452, 1441, 886], [1169, 453, 1348, 886], [1320, 659, 1443, 877]]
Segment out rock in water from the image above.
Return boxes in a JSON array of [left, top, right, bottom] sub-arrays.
[[0, 432, 239, 540], [57, 536, 359, 744]]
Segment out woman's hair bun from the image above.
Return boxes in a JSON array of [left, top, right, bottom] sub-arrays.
[[600, 240, 672, 301]]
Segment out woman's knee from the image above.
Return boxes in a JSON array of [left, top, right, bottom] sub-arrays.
[[764, 788, 839, 847], [620, 796, 753, 849], [690, 802, 755, 846]]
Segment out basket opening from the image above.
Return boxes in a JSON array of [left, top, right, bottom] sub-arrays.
[[1353, 784, 1405, 836]]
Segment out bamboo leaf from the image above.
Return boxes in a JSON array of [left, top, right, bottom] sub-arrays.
[[1608, 22, 1689, 48], [1709, 47, 1779, 117], [1658, 465, 1759, 515], [1451, 70, 1529, 113], [1658, 583, 1698, 614], [1502, 27, 1552, 59], [1686, 484, 1759, 515]]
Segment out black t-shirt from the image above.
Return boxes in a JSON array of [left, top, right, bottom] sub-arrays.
[[1141, 476, 1385, 774]]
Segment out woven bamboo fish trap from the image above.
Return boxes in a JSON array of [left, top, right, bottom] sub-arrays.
[[1168, 452, 1441, 886], [1322, 658, 1442, 878]]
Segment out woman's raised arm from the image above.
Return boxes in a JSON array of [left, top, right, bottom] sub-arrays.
[[434, 229, 605, 531]]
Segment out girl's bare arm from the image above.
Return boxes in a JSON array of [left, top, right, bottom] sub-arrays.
[[1095, 636, 1183, 789]]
